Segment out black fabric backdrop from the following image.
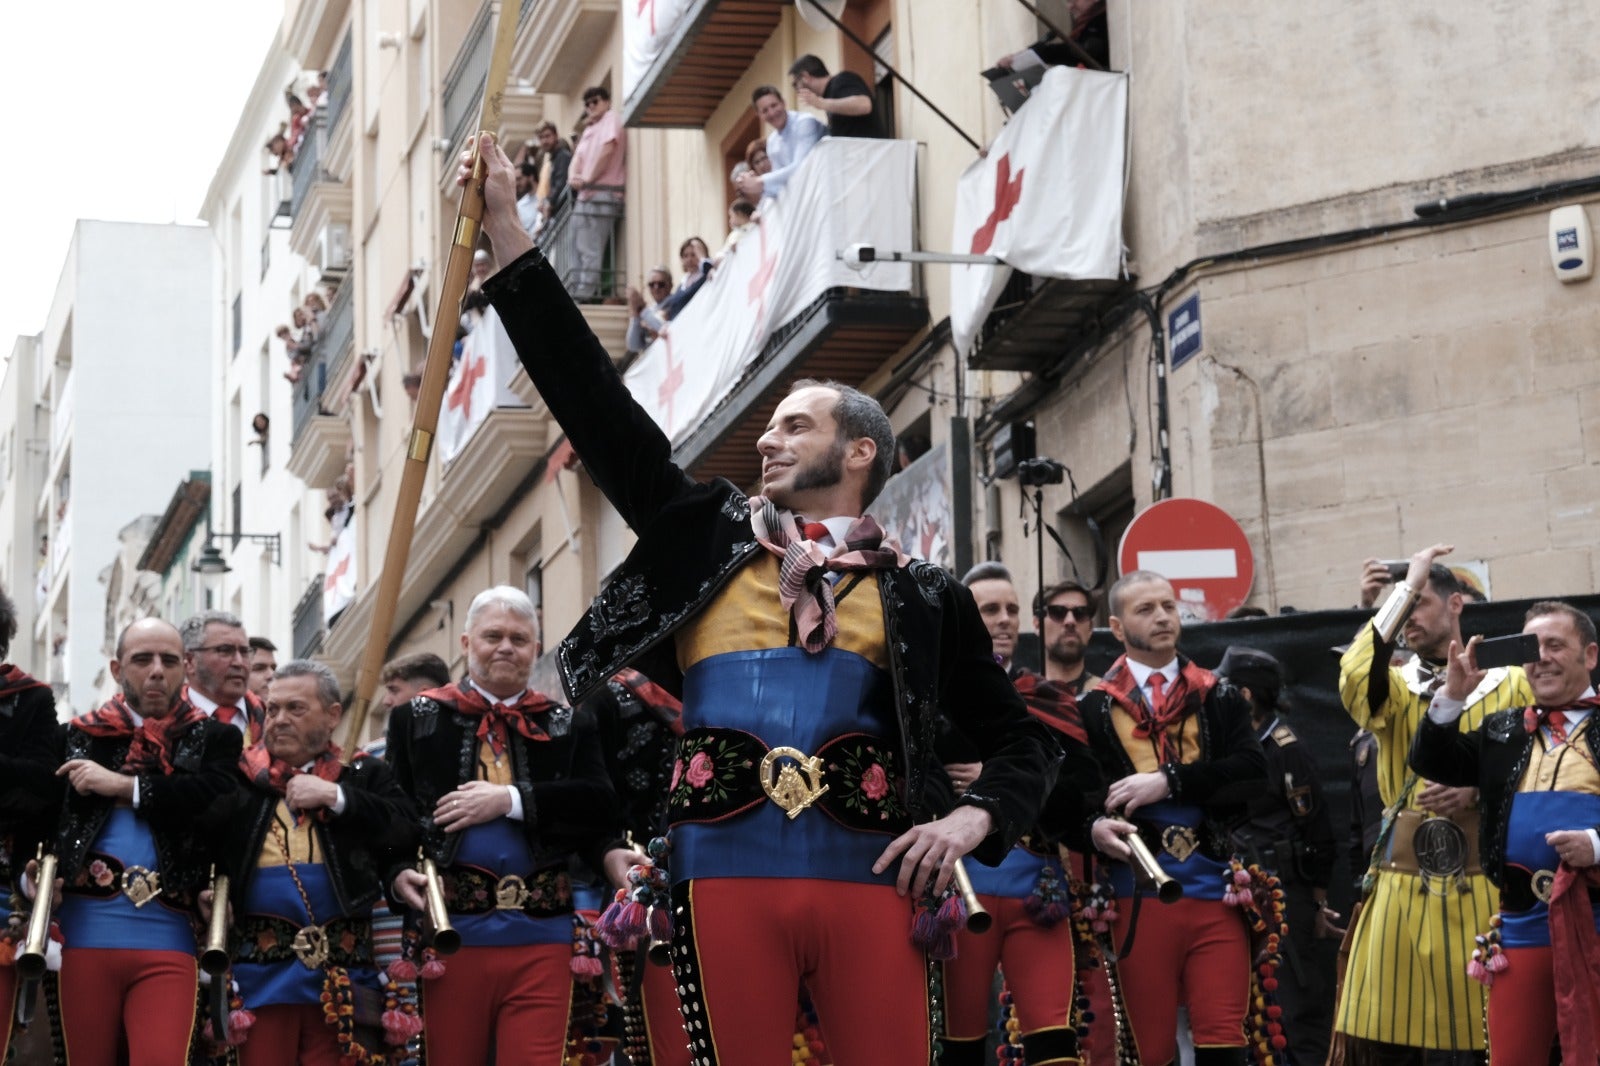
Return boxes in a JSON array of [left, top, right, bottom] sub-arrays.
[[1013, 595, 1600, 914]]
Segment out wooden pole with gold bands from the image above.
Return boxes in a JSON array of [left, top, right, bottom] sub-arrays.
[[341, 0, 522, 753]]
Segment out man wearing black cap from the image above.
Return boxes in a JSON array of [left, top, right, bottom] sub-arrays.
[[1220, 645, 1340, 1066]]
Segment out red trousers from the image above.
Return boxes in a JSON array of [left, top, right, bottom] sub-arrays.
[[1485, 946, 1557, 1066], [673, 878, 932, 1064], [240, 1003, 342, 1066], [1112, 898, 1250, 1066], [942, 893, 1079, 1064], [58, 948, 197, 1066], [641, 951, 691, 1066], [421, 942, 572, 1066]]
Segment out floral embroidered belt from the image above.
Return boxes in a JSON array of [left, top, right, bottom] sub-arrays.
[[441, 865, 574, 917], [233, 914, 374, 969], [64, 852, 164, 907], [667, 727, 910, 834]]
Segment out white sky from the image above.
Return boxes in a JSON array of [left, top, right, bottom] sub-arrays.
[[0, 1, 284, 349]]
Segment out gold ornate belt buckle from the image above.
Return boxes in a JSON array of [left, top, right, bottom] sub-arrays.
[[120, 866, 162, 907], [1161, 826, 1198, 862], [495, 874, 531, 910], [759, 746, 829, 820], [291, 924, 330, 970], [1531, 868, 1556, 904], [1413, 817, 1469, 879]]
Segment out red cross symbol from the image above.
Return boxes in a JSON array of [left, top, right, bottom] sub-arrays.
[[969, 154, 1026, 255], [637, 0, 656, 36], [746, 219, 779, 332], [324, 552, 351, 594], [447, 352, 488, 422], [656, 334, 685, 435]]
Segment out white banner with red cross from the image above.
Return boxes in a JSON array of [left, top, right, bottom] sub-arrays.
[[949, 66, 1129, 357], [622, 137, 916, 445], [438, 304, 527, 465], [323, 517, 357, 624], [622, 0, 693, 107]]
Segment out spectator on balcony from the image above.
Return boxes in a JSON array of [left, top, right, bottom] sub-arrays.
[[744, 139, 772, 177], [625, 267, 673, 353], [535, 121, 572, 216], [513, 142, 542, 238], [715, 199, 757, 263], [736, 85, 824, 202], [656, 237, 712, 322], [568, 86, 626, 301], [994, 0, 1109, 73], [275, 317, 311, 383], [286, 90, 311, 154], [462, 250, 494, 331], [264, 125, 294, 175], [789, 54, 885, 139]]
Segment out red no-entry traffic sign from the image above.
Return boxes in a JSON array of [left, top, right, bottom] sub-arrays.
[[1118, 498, 1255, 622]]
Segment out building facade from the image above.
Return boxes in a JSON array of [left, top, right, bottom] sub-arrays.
[[254, 0, 1600, 744]]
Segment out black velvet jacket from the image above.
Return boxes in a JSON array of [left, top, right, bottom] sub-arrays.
[[1410, 707, 1600, 890], [1079, 674, 1267, 857], [209, 755, 418, 914], [385, 682, 618, 871], [53, 718, 243, 897], [485, 250, 1061, 863], [0, 676, 60, 883]]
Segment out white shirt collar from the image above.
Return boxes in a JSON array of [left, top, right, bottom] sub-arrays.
[[468, 678, 528, 707], [1126, 657, 1180, 693], [187, 687, 222, 715], [1561, 686, 1597, 724]]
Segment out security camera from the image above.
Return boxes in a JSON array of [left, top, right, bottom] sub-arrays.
[[841, 243, 877, 272]]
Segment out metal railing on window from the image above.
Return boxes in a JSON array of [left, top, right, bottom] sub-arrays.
[[441, 2, 493, 164], [293, 575, 325, 658], [326, 30, 353, 133], [536, 186, 626, 301], [291, 281, 352, 442], [288, 114, 326, 221]]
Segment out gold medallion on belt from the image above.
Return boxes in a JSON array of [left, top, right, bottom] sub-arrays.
[[291, 924, 330, 969], [120, 865, 162, 907], [759, 746, 829, 819]]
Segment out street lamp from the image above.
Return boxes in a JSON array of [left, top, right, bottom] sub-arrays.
[[191, 527, 283, 603]]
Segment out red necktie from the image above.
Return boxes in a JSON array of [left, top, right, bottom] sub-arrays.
[[1147, 673, 1168, 718], [215, 705, 241, 728], [801, 521, 830, 543], [1546, 710, 1569, 746]]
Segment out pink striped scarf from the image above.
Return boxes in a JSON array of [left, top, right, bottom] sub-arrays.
[[748, 496, 909, 653]]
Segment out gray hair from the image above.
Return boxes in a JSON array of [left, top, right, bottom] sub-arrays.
[[961, 561, 1014, 588], [179, 610, 245, 652], [465, 585, 539, 636], [1107, 570, 1172, 618], [272, 659, 342, 709]]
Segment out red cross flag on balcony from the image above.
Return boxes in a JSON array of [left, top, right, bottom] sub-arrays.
[[623, 0, 691, 106], [439, 305, 523, 464], [323, 520, 358, 624], [949, 66, 1129, 357]]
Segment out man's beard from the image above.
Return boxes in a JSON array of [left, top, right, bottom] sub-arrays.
[[121, 677, 176, 717], [787, 438, 847, 495], [1047, 635, 1085, 667], [1124, 629, 1158, 653]]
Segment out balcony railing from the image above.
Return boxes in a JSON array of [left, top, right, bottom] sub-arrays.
[[537, 186, 625, 301], [293, 575, 325, 658], [441, 2, 493, 167], [291, 281, 352, 442], [288, 114, 327, 221], [326, 29, 353, 134]]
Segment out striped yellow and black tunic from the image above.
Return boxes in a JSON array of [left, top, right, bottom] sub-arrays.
[[1333, 622, 1530, 1050]]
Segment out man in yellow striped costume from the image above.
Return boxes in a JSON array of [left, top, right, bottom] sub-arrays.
[[1334, 544, 1531, 1065]]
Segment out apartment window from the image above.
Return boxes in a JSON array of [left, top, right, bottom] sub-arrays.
[[231, 291, 243, 357]]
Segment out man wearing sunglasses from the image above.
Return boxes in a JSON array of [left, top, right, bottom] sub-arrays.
[[180, 610, 265, 745], [625, 266, 673, 352], [1036, 580, 1102, 694]]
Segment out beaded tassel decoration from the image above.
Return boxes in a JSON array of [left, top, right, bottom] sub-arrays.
[[994, 984, 1025, 1062], [1067, 876, 1102, 1057], [596, 836, 672, 950], [570, 912, 606, 978], [791, 985, 829, 1064], [1467, 915, 1508, 986], [1221, 860, 1290, 1066], [562, 974, 614, 1066], [1024, 862, 1072, 928]]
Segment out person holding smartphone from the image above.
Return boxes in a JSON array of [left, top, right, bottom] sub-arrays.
[[1332, 544, 1532, 1066], [1409, 600, 1600, 1066]]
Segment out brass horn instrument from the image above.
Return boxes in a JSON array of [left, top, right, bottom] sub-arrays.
[[200, 869, 232, 978], [646, 932, 673, 968], [420, 855, 462, 955], [15, 850, 56, 982], [1125, 831, 1183, 904], [952, 858, 992, 933]]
